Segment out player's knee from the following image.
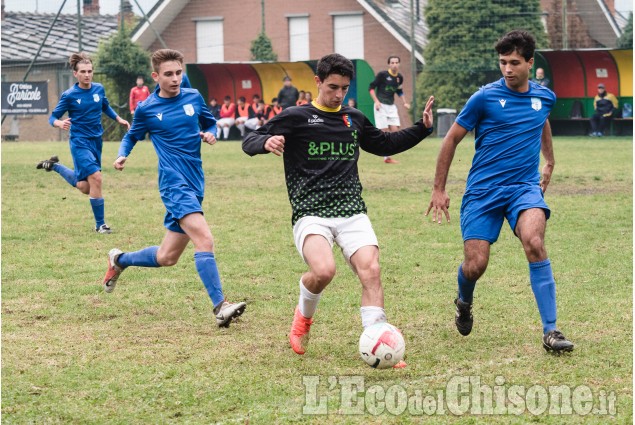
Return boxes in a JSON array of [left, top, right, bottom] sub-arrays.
[[462, 259, 487, 281], [357, 261, 381, 280], [312, 263, 336, 285], [523, 235, 546, 258]]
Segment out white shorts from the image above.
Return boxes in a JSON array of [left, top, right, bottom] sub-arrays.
[[293, 214, 379, 262], [374, 103, 400, 129]]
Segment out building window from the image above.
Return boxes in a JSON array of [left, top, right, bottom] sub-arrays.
[[287, 14, 310, 62], [58, 71, 73, 96], [195, 18, 224, 63], [332, 12, 364, 59]]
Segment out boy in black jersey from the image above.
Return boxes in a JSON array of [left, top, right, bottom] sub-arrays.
[[243, 53, 434, 363]]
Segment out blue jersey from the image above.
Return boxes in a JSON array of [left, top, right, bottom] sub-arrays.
[[456, 78, 555, 190], [49, 82, 118, 139], [119, 88, 217, 196]]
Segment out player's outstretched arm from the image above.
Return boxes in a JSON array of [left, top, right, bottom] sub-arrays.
[[425, 122, 468, 224], [116, 116, 130, 131], [422, 95, 434, 128], [540, 119, 555, 193]]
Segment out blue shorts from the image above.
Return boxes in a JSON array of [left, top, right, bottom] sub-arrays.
[[160, 186, 204, 234], [460, 185, 550, 243], [70, 137, 102, 181]]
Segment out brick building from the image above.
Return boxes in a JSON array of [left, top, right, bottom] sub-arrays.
[[132, 0, 428, 127], [0, 0, 122, 141]]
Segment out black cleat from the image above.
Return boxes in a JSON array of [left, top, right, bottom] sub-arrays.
[[454, 298, 473, 336], [36, 155, 59, 172], [543, 330, 574, 353]]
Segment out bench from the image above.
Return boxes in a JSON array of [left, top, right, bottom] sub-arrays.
[[549, 117, 632, 136]]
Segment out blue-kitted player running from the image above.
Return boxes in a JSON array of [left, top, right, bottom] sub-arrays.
[[426, 30, 574, 353], [38, 52, 130, 234], [102, 49, 246, 328]]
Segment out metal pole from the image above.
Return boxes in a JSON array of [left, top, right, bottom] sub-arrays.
[[120, 0, 125, 32], [130, 0, 168, 48], [77, 0, 83, 51], [261, 0, 265, 34], [2, 0, 68, 125], [562, 0, 568, 49], [409, 0, 417, 122]]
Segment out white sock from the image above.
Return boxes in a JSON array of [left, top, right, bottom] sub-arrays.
[[360, 306, 387, 328], [298, 279, 321, 318], [223, 126, 229, 139]]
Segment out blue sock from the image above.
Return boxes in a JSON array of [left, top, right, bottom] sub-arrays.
[[117, 246, 160, 268], [89, 198, 105, 228], [52, 163, 77, 187], [529, 259, 557, 334], [457, 264, 476, 303], [194, 252, 225, 308]]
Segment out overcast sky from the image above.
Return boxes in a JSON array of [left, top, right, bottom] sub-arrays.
[[4, 0, 632, 16], [3, 0, 159, 15]]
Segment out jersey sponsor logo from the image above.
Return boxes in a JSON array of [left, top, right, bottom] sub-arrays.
[[307, 140, 355, 159], [156, 113, 163, 121], [499, 99, 506, 108], [183, 104, 194, 116], [308, 115, 324, 125], [342, 113, 351, 127], [93, 94, 100, 102], [531, 97, 542, 111]]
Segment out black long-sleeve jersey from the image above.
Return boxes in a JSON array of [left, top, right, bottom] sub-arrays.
[[243, 102, 432, 225], [369, 70, 404, 105]]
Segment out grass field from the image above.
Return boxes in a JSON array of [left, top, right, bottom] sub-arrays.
[[2, 136, 632, 424]]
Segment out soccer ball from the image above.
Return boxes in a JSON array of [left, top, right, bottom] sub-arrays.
[[358, 322, 405, 369]]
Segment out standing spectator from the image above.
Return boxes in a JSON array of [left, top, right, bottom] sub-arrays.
[[369, 55, 411, 164], [347, 98, 358, 109], [208, 97, 221, 120], [129, 76, 150, 114], [589, 83, 618, 137], [531, 68, 551, 88], [304, 91, 313, 104], [105, 48, 246, 327], [37, 52, 130, 234], [217, 96, 236, 140], [277, 76, 299, 109]]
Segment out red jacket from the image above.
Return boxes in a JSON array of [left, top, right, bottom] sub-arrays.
[[129, 85, 150, 113]]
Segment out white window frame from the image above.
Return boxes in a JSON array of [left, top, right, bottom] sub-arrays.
[[331, 12, 364, 59], [287, 14, 310, 62], [193, 17, 224, 63]]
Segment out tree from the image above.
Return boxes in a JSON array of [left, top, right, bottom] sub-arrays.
[[94, 29, 152, 140], [617, 12, 633, 49], [416, 0, 547, 114], [250, 32, 278, 61]]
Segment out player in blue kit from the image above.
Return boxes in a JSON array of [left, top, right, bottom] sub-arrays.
[[426, 30, 574, 353], [38, 52, 130, 234], [102, 49, 246, 327]]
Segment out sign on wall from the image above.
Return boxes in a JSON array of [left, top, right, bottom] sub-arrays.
[[1, 81, 49, 115]]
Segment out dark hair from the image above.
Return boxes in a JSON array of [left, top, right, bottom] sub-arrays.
[[252, 94, 261, 100], [151, 49, 184, 72], [495, 30, 535, 62], [224, 95, 231, 101], [238, 96, 246, 103], [69, 52, 92, 71], [316, 53, 355, 82], [271, 97, 278, 103], [387, 56, 400, 64], [210, 97, 217, 102]]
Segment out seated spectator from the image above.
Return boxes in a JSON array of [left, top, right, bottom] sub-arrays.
[[208, 97, 221, 120], [245, 100, 267, 131], [296, 90, 307, 106], [347, 97, 358, 109], [531, 68, 551, 88], [217, 96, 236, 140], [304, 91, 313, 105], [235, 96, 250, 137], [266, 97, 282, 120], [590, 83, 618, 137]]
